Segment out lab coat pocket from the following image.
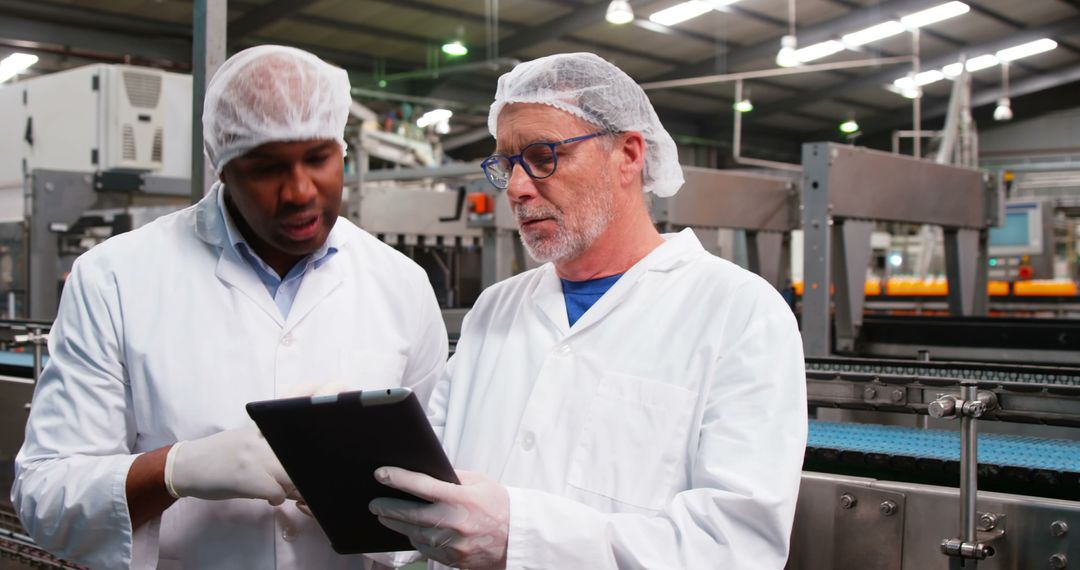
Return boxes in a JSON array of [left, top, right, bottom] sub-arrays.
[[566, 372, 696, 511], [341, 349, 408, 389]]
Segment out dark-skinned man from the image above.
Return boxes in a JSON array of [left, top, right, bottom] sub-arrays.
[[13, 45, 446, 569]]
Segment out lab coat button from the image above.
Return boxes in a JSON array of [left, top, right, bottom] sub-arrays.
[[282, 524, 299, 542], [281, 333, 294, 346], [556, 344, 571, 355], [521, 432, 536, 451]]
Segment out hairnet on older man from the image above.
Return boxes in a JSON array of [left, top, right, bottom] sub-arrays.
[[202, 45, 352, 175], [487, 52, 685, 198]]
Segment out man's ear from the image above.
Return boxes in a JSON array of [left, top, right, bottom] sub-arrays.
[[617, 131, 646, 188]]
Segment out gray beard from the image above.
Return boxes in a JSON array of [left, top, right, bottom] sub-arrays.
[[516, 182, 616, 264]]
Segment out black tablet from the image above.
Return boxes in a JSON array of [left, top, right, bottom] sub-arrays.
[[246, 387, 459, 554]]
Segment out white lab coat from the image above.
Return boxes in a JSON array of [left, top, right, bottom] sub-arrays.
[[13, 184, 448, 569], [428, 229, 807, 569]]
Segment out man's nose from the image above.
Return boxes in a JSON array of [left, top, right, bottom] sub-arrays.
[[504, 163, 539, 204], [281, 162, 317, 204]]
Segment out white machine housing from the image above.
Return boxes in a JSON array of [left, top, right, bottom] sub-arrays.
[[0, 64, 192, 221]]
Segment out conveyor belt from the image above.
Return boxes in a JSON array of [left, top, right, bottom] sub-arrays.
[[806, 356, 1080, 387], [0, 352, 42, 368], [809, 420, 1080, 472], [805, 420, 1080, 500]]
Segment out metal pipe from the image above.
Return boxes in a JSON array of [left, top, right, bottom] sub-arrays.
[[6, 291, 14, 320], [732, 79, 802, 172], [191, 0, 227, 203], [31, 326, 42, 383], [373, 58, 519, 85], [960, 383, 978, 547], [641, 56, 913, 91], [912, 29, 921, 159]]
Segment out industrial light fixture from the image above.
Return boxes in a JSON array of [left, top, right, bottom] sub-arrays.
[[997, 38, 1058, 62], [648, 0, 738, 27], [605, 0, 635, 25], [794, 40, 845, 63], [776, 34, 799, 67], [441, 40, 468, 57], [993, 97, 1013, 121], [900, 1, 970, 29], [0, 52, 38, 84], [842, 21, 906, 47], [942, 54, 1000, 77], [788, 2, 972, 66], [893, 70, 944, 91], [417, 108, 453, 134], [993, 62, 1013, 121], [890, 37, 1058, 95], [839, 119, 860, 134], [775, 0, 798, 67], [733, 95, 753, 113]]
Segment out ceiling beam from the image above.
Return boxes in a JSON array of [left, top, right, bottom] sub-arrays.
[[753, 15, 1080, 119], [228, 0, 322, 40], [0, 14, 191, 62]]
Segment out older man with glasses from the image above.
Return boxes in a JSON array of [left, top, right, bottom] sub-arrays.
[[368, 52, 808, 570]]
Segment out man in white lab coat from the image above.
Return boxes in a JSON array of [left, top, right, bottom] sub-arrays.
[[368, 52, 808, 569], [13, 46, 447, 569]]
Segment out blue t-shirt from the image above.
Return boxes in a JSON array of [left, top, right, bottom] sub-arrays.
[[560, 273, 624, 327]]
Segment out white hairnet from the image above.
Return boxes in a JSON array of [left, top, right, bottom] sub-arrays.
[[488, 52, 684, 197], [203, 45, 351, 175]]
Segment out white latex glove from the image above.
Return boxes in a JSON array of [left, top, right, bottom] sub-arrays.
[[165, 426, 298, 505], [369, 467, 509, 570]]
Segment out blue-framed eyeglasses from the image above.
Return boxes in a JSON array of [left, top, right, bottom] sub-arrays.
[[480, 131, 610, 190]]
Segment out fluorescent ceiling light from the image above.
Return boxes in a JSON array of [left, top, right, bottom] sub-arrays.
[[900, 1, 970, 28], [795, 40, 845, 63], [942, 53, 1000, 77], [843, 21, 906, 46], [839, 119, 860, 134], [649, 0, 738, 27], [893, 69, 945, 90], [997, 38, 1057, 62], [606, 0, 635, 25], [733, 99, 753, 113], [0, 52, 38, 84], [417, 108, 453, 128]]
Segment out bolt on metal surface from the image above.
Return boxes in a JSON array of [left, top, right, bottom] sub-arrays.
[[839, 493, 857, 509], [1051, 521, 1069, 538], [1050, 553, 1067, 569], [879, 500, 898, 516]]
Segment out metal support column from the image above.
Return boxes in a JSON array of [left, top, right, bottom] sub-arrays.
[[832, 220, 874, 353], [746, 231, 787, 290], [944, 228, 987, 316], [191, 0, 227, 202], [801, 144, 832, 357]]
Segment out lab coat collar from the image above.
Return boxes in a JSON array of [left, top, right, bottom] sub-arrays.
[[530, 228, 706, 337], [193, 184, 348, 330]]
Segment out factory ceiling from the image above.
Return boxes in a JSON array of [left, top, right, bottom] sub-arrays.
[[1, 0, 1078, 162]]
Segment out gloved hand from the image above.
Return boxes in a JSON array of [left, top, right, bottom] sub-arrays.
[[165, 425, 298, 505], [369, 467, 509, 570]]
